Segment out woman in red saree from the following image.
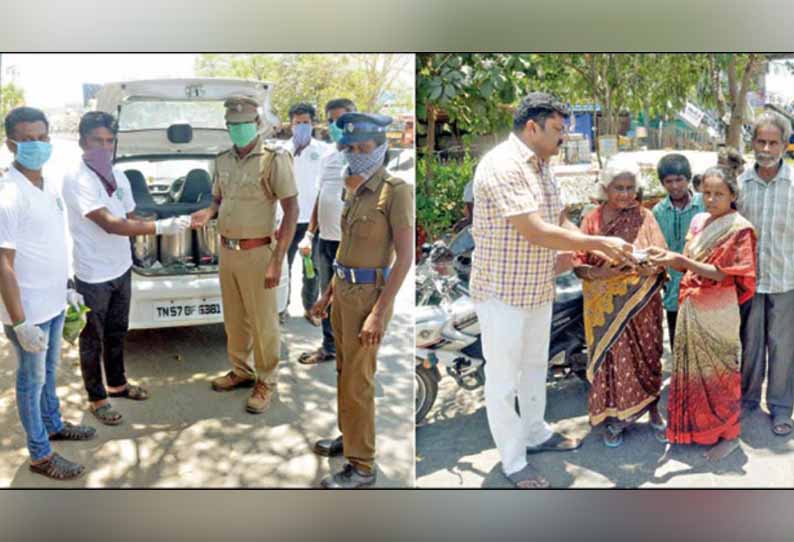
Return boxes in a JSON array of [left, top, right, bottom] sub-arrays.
[[649, 168, 756, 461], [574, 161, 668, 447]]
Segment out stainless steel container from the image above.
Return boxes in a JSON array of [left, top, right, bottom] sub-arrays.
[[159, 224, 193, 266], [130, 211, 158, 268], [196, 219, 219, 265]]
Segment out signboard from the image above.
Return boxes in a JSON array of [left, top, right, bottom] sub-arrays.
[[679, 101, 705, 128]]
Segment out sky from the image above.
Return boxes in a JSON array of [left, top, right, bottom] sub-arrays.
[[1, 54, 200, 109], [1, 53, 415, 112]]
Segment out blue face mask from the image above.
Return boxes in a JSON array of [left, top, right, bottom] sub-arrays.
[[11, 140, 52, 171], [292, 123, 312, 148]]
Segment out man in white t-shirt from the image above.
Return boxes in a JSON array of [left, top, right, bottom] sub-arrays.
[[296, 98, 355, 366], [62, 112, 189, 427], [281, 102, 331, 326], [0, 106, 96, 480]]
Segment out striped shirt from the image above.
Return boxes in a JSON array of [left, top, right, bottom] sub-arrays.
[[471, 133, 563, 309], [652, 192, 705, 311], [737, 161, 794, 294]]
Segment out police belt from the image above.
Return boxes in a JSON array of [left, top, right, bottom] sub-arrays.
[[333, 262, 390, 284], [221, 235, 272, 251]]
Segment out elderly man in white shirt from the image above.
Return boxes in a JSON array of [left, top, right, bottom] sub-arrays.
[[282, 102, 330, 326], [62, 111, 189, 427], [738, 110, 794, 436], [0, 106, 95, 480], [296, 98, 356, 366]]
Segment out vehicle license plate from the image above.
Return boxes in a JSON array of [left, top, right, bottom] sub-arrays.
[[154, 298, 223, 321]]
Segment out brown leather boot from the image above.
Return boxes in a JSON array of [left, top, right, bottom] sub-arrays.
[[246, 380, 275, 414], [211, 371, 255, 392]]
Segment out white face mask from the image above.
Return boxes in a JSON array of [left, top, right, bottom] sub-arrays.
[[343, 142, 388, 175]]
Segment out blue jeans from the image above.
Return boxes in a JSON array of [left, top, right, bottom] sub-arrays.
[[4, 311, 66, 461]]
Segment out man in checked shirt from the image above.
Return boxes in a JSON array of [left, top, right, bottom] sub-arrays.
[[470, 92, 634, 488], [738, 110, 794, 437]]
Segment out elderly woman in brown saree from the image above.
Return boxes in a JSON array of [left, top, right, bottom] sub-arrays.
[[573, 160, 668, 447]]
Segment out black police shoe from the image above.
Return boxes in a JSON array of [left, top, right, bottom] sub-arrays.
[[320, 463, 376, 489], [313, 435, 344, 457]]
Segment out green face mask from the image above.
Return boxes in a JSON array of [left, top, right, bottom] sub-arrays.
[[228, 123, 258, 147], [328, 122, 344, 143]]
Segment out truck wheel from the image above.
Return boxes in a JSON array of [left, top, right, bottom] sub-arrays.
[[415, 364, 439, 425]]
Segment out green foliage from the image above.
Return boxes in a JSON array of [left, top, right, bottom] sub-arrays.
[[416, 154, 477, 238], [0, 82, 25, 139], [195, 54, 412, 120], [417, 54, 577, 145]]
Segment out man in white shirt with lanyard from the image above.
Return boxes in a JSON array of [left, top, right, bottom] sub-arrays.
[[62, 111, 189, 427], [296, 98, 356, 366], [282, 102, 330, 326], [0, 107, 96, 480]]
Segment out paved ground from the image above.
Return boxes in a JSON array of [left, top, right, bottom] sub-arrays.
[[416, 325, 794, 488], [0, 263, 414, 488]]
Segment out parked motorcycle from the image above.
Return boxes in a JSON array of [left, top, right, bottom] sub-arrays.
[[415, 227, 587, 424]]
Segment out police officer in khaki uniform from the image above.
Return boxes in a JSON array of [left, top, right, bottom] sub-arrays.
[[311, 113, 414, 488], [191, 96, 298, 414]]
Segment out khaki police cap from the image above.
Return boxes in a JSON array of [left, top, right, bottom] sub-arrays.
[[224, 96, 260, 123]]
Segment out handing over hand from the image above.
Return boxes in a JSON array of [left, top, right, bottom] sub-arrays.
[[155, 215, 191, 235], [589, 236, 636, 268], [190, 208, 215, 229], [647, 247, 686, 272]]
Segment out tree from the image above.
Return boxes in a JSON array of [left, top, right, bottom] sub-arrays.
[[0, 82, 25, 139], [416, 53, 573, 193], [623, 54, 705, 148], [194, 54, 412, 122]]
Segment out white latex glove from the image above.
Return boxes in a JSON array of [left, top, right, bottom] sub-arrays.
[[13, 321, 48, 353], [298, 231, 314, 257], [66, 289, 84, 310], [155, 215, 192, 236]]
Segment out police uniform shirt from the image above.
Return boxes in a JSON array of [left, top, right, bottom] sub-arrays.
[[212, 137, 298, 239]]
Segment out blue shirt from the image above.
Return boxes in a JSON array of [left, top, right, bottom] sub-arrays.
[[652, 192, 705, 311]]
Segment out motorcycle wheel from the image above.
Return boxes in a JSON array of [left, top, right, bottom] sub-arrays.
[[415, 364, 439, 425]]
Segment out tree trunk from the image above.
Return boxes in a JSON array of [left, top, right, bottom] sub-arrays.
[[726, 115, 744, 150]]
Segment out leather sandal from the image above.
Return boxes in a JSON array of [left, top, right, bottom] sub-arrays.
[[90, 404, 123, 426], [29, 453, 85, 480], [49, 421, 96, 441], [526, 432, 582, 453], [506, 463, 550, 489], [109, 384, 149, 401], [772, 415, 794, 436]]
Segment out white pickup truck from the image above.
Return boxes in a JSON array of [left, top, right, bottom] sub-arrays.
[[94, 78, 289, 330]]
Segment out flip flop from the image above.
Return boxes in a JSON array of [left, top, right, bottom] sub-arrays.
[[603, 424, 624, 448], [298, 349, 335, 365], [772, 415, 793, 436], [506, 463, 550, 489], [109, 384, 149, 401], [526, 432, 582, 454], [650, 418, 667, 432]]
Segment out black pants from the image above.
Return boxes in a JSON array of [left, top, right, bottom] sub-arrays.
[[75, 269, 132, 402], [666, 310, 677, 351], [316, 238, 341, 355], [286, 222, 320, 313]]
